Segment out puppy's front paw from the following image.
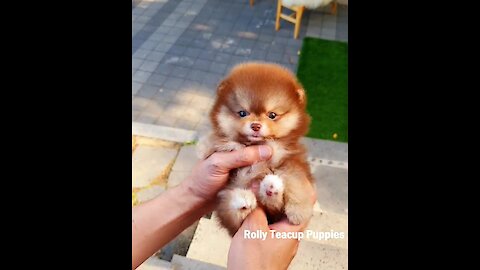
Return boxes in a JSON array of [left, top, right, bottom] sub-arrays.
[[285, 203, 313, 225], [230, 188, 257, 219], [259, 175, 284, 198]]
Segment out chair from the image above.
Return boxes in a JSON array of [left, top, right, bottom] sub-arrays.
[[275, 0, 338, 39], [275, 0, 337, 39], [276, 1, 304, 39]]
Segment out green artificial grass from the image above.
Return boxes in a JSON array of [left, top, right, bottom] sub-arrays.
[[297, 37, 348, 142]]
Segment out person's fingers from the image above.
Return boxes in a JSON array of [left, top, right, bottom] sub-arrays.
[[209, 145, 272, 171], [250, 181, 260, 194]]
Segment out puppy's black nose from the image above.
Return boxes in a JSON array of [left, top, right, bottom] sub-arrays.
[[251, 123, 262, 131]]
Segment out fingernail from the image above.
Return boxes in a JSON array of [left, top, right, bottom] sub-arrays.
[[258, 145, 272, 160]]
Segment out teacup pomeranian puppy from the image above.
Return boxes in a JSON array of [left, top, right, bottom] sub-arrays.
[[197, 62, 314, 236]]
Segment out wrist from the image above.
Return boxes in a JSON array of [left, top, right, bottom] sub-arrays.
[[179, 176, 211, 205], [179, 178, 217, 217]]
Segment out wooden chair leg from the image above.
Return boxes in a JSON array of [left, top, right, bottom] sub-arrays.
[[275, 0, 282, 31], [250, 0, 254, 7], [331, 1, 337, 15], [294, 6, 304, 39]]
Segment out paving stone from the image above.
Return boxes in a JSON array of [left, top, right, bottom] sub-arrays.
[[171, 145, 199, 172], [132, 145, 178, 188]]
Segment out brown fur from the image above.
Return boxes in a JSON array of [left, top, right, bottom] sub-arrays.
[[197, 62, 315, 236]]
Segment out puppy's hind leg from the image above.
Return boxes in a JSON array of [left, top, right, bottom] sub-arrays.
[[215, 188, 257, 236], [284, 177, 314, 225]]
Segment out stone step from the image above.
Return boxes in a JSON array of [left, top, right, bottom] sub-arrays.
[[304, 210, 347, 249], [186, 218, 230, 266], [132, 145, 179, 188], [309, 162, 348, 250], [132, 121, 198, 143], [170, 145, 199, 172], [301, 137, 348, 163], [137, 256, 172, 270], [167, 145, 199, 189], [312, 164, 348, 216], [187, 217, 347, 269], [158, 221, 199, 261], [171, 254, 226, 270], [290, 240, 348, 270]]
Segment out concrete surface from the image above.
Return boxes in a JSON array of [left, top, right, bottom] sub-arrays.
[[133, 121, 198, 143], [301, 137, 348, 163], [312, 165, 348, 215], [132, 145, 179, 188]]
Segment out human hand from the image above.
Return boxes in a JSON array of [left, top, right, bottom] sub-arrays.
[[181, 145, 272, 202], [228, 183, 316, 270], [226, 208, 307, 270]]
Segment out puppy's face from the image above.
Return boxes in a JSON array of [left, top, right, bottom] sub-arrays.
[[211, 63, 310, 143]]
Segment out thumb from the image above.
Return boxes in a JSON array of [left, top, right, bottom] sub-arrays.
[[269, 217, 309, 233], [211, 145, 272, 171]]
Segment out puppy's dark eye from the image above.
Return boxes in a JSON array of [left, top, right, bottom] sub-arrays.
[[238, 111, 249, 117], [268, 112, 277, 119]]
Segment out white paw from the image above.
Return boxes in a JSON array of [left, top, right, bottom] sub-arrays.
[[259, 174, 284, 199], [230, 188, 257, 212]]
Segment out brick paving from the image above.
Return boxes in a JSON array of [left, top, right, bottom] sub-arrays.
[[132, 0, 348, 133]]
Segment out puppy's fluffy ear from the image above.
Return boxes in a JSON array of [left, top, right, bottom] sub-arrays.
[[296, 88, 306, 105], [217, 79, 229, 94]]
